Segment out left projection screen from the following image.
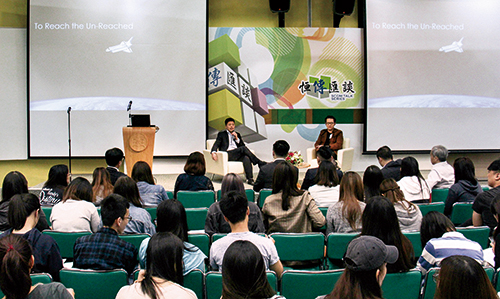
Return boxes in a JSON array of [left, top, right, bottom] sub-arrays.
[[29, 0, 206, 157]]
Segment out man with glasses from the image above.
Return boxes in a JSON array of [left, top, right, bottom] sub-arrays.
[[314, 115, 343, 154]]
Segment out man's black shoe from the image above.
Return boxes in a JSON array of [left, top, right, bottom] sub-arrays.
[[247, 179, 255, 185]]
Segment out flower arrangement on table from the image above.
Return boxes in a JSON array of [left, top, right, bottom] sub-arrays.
[[286, 151, 304, 167]]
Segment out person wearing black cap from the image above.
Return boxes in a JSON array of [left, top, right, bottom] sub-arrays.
[[472, 158, 500, 233], [317, 235, 399, 299]]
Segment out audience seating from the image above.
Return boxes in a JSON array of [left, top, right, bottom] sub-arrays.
[[144, 207, 157, 225], [496, 268, 500, 292], [270, 232, 325, 270], [258, 189, 272, 208], [59, 269, 128, 299], [42, 230, 91, 259], [306, 137, 354, 171], [119, 233, 150, 250], [167, 191, 174, 199], [326, 232, 358, 269], [216, 189, 255, 202], [450, 203, 473, 226], [177, 190, 215, 208], [281, 269, 343, 299], [184, 269, 204, 299], [430, 188, 449, 203], [186, 208, 209, 231], [318, 207, 328, 231], [188, 233, 210, 257], [31, 272, 53, 284], [402, 231, 423, 257], [41, 206, 52, 226], [381, 269, 422, 299], [205, 271, 277, 299], [456, 226, 490, 249], [203, 139, 246, 178], [416, 202, 445, 217]]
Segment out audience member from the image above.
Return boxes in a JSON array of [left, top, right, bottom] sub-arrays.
[[205, 173, 265, 236], [308, 161, 340, 207], [73, 194, 138, 275], [50, 177, 100, 233], [174, 152, 214, 198], [91, 167, 113, 205], [301, 146, 343, 190], [314, 115, 343, 154], [114, 176, 156, 236], [417, 211, 483, 275], [0, 171, 49, 232], [116, 232, 196, 299], [105, 147, 126, 185], [138, 199, 206, 275], [398, 156, 431, 202], [132, 161, 169, 206], [472, 159, 500, 233], [254, 140, 297, 192], [434, 255, 497, 299], [209, 191, 283, 277], [380, 178, 422, 232], [39, 164, 69, 206], [490, 193, 500, 269], [222, 240, 284, 299], [326, 171, 365, 234], [427, 145, 454, 190], [0, 193, 63, 281], [444, 157, 482, 217], [363, 165, 384, 200], [376, 145, 402, 181], [0, 235, 74, 299], [361, 196, 415, 273], [318, 236, 398, 299], [262, 161, 325, 234]]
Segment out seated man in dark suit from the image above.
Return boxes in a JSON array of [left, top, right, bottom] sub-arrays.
[[301, 147, 343, 190], [105, 147, 126, 185], [376, 145, 402, 181], [254, 140, 298, 192], [211, 117, 266, 185]]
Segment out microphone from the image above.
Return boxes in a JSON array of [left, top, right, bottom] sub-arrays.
[[127, 101, 133, 112], [67, 107, 71, 113]]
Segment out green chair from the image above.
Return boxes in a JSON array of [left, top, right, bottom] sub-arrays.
[[184, 269, 204, 299], [450, 203, 473, 226], [326, 233, 358, 269], [144, 207, 157, 225], [31, 273, 53, 284], [496, 268, 500, 292], [187, 233, 210, 257], [216, 189, 255, 202], [457, 226, 490, 249], [211, 233, 227, 243], [119, 233, 150, 250], [42, 230, 91, 259], [402, 231, 422, 257], [167, 191, 174, 199], [281, 270, 344, 299], [431, 188, 449, 203], [381, 269, 422, 299], [258, 189, 272, 208], [186, 208, 209, 231], [177, 191, 215, 208], [41, 206, 52, 226], [205, 271, 277, 299], [319, 207, 328, 231], [270, 232, 325, 269], [416, 202, 445, 217], [59, 269, 128, 299]]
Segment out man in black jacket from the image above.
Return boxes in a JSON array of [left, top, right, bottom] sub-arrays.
[[253, 140, 297, 192], [376, 145, 402, 181]]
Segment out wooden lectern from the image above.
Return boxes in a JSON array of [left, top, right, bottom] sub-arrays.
[[122, 127, 155, 175]]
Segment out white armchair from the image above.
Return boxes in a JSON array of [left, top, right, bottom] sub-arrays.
[[203, 139, 245, 178], [306, 137, 354, 171]]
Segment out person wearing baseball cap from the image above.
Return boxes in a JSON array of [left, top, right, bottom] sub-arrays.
[[318, 236, 399, 299]]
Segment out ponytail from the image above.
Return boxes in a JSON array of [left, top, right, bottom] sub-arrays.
[[8, 194, 40, 230], [0, 235, 33, 299]]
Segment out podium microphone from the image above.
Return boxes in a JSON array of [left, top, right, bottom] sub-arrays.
[[127, 101, 133, 112]]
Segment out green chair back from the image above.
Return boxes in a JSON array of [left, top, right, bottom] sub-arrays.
[[119, 233, 150, 250], [216, 189, 255, 202], [457, 226, 490, 249], [258, 189, 272, 208], [41, 206, 52, 226], [381, 269, 422, 299], [42, 230, 91, 259], [450, 203, 473, 225], [144, 207, 157, 225], [270, 233, 325, 265], [319, 207, 328, 230], [431, 188, 449, 203], [496, 268, 500, 292], [187, 233, 210, 257], [60, 269, 128, 299], [281, 270, 344, 299], [31, 273, 53, 284], [211, 233, 227, 243], [167, 191, 174, 199], [483, 186, 490, 191], [177, 191, 215, 208], [184, 269, 204, 299], [186, 208, 209, 231], [205, 271, 277, 299], [326, 233, 358, 260], [416, 202, 445, 217], [402, 231, 422, 257]]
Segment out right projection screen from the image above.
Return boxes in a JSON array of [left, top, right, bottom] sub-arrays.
[[365, 0, 500, 152]]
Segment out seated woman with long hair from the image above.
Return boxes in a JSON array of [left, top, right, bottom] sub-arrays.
[[363, 165, 384, 200], [50, 177, 100, 233], [361, 196, 415, 273], [91, 167, 113, 205], [262, 161, 325, 234], [435, 255, 497, 299], [39, 164, 69, 206], [0, 235, 74, 298], [0, 193, 63, 281], [114, 176, 156, 236], [308, 161, 340, 208], [138, 199, 206, 275], [444, 157, 483, 216], [326, 171, 365, 234], [116, 232, 197, 299], [222, 240, 284, 299], [205, 173, 265, 236], [173, 152, 214, 199], [132, 161, 169, 206], [397, 156, 430, 202], [380, 179, 422, 232], [0, 171, 49, 232], [318, 236, 398, 299]]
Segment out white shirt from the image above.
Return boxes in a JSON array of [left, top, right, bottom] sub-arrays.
[[426, 161, 455, 190], [308, 185, 340, 208], [226, 130, 238, 151]]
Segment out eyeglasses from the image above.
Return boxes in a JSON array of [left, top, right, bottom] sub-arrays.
[[432, 271, 439, 283], [123, 216, 133, 221], [326, 122, 335, 125]]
